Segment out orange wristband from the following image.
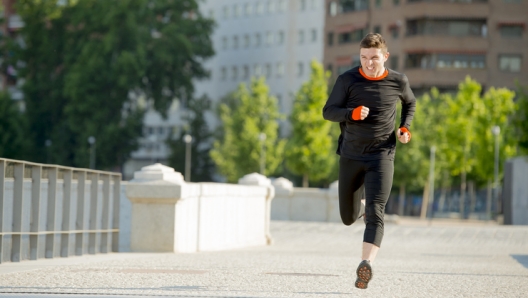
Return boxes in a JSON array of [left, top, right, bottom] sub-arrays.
[[352, 106, 363, 121], [400, 127, 412, 140]]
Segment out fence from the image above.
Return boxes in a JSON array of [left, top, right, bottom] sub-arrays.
[[0, 158, 121, 263]]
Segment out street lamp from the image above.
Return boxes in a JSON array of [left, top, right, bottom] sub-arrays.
[[492, 125, 500, 215], [183, 134, 192, 182], [45, 139, 52, 164], [88, 136, 96, 169], [259, 133, 266, 175]]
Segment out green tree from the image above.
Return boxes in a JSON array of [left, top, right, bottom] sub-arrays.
[[0, 93, 29, 159], [167, 95, 215, 182], [285, 60, 335, 187], [10, 0, 214, 169], [211, 77, 285, 182]]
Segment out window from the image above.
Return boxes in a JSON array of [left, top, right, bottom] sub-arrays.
[[406, 53, 486, 69], [406, 19, 487, 37], [327, 32, 334, 46], [233, 4, 241, 17], [391, 27, 399, 39], [298, 62, 304, 76], [390, 55, 399, 70], [267, 0, 276, 13], [276, 62, 284, 77], [256, 2, 264, 15], [373, 25, 381, 34], [393, 0, 400, 5], [244, 3, 253, 15], [311, 29, 317, 42], [222, 6, 229, 19], [265, 63, 272, 77], [222, 36, 228, 50], [499, 54, 522, 72], [244, 34, 250, 48], [255, 33, 261, 46], [277, 31, 285, 45], [276, 94, 283, 113], [221, 67, 227, 80], [340, 0, 369, 13], [243, 65, 250, 79], [232, 36, 239, 49], [299, 30, 305, 44], [254, 64, 262, 76], [499, 25, 524, 38], [266, 32, 274, 45], [232, 66, 238, 80], [278, 0, 287, 12], [300, 0, 307, 10], [375, 0, 382, 8], [338, 28, 366, 44], [327, 64, 333, 73]]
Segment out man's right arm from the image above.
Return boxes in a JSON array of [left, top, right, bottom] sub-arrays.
[[322, 76, 352, 122]]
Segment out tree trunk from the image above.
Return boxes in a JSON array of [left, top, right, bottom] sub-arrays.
[[398, 183, 406, 216], [469, 181, 476, 215], [302, 174, 309, 188], [460, 170, 467, 219]]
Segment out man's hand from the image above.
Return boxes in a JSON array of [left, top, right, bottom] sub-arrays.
[[352, 106, 369, 120], [397, 127, 411, 144]]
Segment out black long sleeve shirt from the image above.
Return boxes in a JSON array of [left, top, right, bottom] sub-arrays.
[[323, 66, 416, 161]]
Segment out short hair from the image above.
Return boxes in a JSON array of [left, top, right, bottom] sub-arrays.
[[359, 33, 388, 53]]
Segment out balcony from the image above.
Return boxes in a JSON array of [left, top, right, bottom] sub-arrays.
[[404, 1, 489, 19]]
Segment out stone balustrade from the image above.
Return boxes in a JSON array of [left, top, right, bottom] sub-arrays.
[[125, 164, 274, 253]]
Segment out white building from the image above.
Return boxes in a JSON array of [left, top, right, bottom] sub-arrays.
[[124, 0, 325, 179]]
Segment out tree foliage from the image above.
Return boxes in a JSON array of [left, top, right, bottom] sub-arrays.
[[285, 60, 335, 187], [210, 77, 285, 182], [7, 0, 214, 169], [0, 93, 29, 159]]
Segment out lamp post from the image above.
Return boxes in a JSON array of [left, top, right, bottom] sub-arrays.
[[45, 139, 52, 164], [183, 134, 192, 182], [492, 125, 500, 215], [88, 136, 96, 169], [259, 133, 266, 175]]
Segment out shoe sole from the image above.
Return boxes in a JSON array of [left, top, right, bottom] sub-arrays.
[[355, 262, 372, 289]]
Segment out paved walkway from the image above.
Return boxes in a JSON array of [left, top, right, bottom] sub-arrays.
[[0, 218, 527, 298]]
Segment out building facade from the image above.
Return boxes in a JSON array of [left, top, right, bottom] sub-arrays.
[[323, 0, 528, 94]]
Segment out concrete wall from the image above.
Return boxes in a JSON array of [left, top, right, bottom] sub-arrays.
[[503, 156, 528, 225], [271, 178, 341, 223]]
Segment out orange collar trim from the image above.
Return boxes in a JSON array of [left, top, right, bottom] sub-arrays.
[[359, 67, 389, 81]]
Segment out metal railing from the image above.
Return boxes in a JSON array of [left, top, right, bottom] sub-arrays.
[[0, 158, 121, 263]]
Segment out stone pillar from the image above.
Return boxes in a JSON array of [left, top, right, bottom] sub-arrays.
[[271, 177, 294, 220], [125, 163, 200, 253], [239, 173, 275, 244], [503, 157, 528, 225]]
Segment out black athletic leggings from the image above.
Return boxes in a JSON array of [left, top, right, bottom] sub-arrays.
[[338, 156, 394, 247]]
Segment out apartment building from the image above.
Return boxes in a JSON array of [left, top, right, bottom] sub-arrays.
[[323, 0, 528, 94]]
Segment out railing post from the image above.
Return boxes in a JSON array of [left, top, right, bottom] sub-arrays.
[[112, 175, 121, 252], [45, 168, 58, 258], [100, 174, 111, 253], [12, 163, 25, 262], [30, 165, 42, 260], [61, 169, 73, 257], [0, 160, 5, 263], [75, 171, 86, 256], [88, 173, 99, 254]]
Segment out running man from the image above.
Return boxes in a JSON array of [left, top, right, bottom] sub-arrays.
[[322, 33, 416, 289]]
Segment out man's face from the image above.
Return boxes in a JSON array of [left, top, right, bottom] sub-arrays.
[[360, 47, 389, 78]]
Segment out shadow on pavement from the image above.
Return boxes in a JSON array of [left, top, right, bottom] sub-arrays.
[[511, 254, 528, 269]]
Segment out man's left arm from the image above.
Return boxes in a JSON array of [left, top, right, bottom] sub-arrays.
[[398, 75, 416, 143]]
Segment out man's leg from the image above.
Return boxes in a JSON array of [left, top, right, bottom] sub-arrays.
[[355, 159, 394, 289], [338, 156, 365, 225]]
